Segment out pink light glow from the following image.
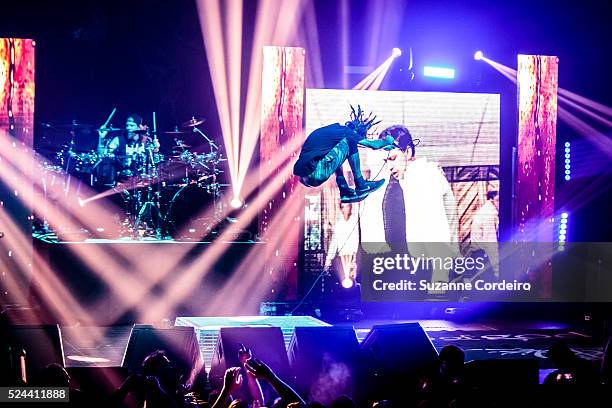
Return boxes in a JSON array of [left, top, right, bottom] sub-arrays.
[[197, 0, 308, 201], [141, 159, 297, 321], [66, 355, 111, 364], [205, 187, 303, 315], [300, 1, 325, 88], [353, 55, 395, 90], [558, 87, 612, 118], [196, 0, 235, 191], [342, 278, 354, 289]]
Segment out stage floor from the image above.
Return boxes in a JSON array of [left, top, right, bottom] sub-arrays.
[[60, 316, 604, 379]]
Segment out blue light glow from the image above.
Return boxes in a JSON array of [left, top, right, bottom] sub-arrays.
[[558, 212, 569, 244], [423, 66, 455, 79], [564, 141, 571, 181]]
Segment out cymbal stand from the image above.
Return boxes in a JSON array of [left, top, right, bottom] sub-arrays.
[[192, 126, 217, 155], [192, 126, 224, 221], [57, 122, 82, 237], [39, 166, 53, 235], [63, 122, 77, 196], [132, 139, 162, 239], [210, 153, 224, 221]]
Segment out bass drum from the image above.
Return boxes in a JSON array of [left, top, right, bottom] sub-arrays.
[[158, 158, 194, 186], [161, 184, 212, 240], [93, 156, 119, 186], [73, 151, 99, 174]]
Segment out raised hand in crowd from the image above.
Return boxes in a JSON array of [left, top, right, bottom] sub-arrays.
[[211, 367, 243, 408], [245, 358, 305, 407], [238, 344, 265, 407]]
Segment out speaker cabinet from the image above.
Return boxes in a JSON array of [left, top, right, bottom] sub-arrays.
[[288, 326, 361, 403], [209, 326, 290, 388], [1, 324, 64, 385], [360, 322, 439, 401], [121, 324, 204, 386]]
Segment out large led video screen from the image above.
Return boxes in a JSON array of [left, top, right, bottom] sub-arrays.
[[1, 38, 35, 308], [302, 89, 501, 301]]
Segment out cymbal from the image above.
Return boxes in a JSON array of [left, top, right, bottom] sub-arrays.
[[164, 130, 188, 135], [181, 117, 206, 128], [56, 122, 95, 130], [172, 143, 191, 149], [95, 127, 123, 132]]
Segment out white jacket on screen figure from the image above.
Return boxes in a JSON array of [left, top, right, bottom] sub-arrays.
[[361, 156, 459, 284]]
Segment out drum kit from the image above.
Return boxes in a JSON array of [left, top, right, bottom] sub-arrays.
[[36, 116, 227, 240]]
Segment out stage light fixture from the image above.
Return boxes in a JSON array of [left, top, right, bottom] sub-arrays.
[[564, 141, 571, 181], [230, 197, 243, 209], [423, 66, 455, 79], [341, 278, 354, 289], [557, 212, 569, 250], [474, 51, 484, 61], [392, 47, 402, 58]]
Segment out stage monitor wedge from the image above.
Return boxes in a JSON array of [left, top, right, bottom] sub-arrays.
[[288, 326, 361, 403], [121, 325, 204, 386], [361, 322, 438, 374], [360, 322, 438, 401], [1, 324, 64, 386], [210, 326, 290, 388]]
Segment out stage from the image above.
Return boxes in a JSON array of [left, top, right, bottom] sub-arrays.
[[2, 1, 612, 405], [59, 316, 604, 383]]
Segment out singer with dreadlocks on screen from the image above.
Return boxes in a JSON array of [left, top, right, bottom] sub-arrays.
[[293, 105, 397, 203]]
